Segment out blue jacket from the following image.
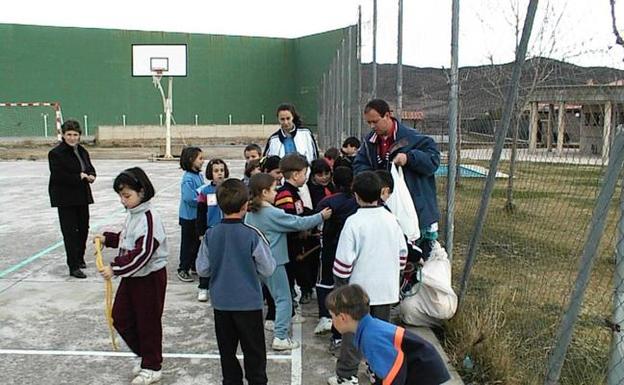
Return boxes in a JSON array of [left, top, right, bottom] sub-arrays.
[[178, 171, 204, 220], [354, 314, 450, 385], [244, 204, 324, 265], [353, 120, 440, 228], [196, 218, 276, 311], [196, 183, 223, 234]]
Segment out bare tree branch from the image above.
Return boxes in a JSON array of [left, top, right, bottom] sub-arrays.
[[610, 0, 624, 62]]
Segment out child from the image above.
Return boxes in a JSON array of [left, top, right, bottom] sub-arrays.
[[274, 154, 317, 310], [324, 147, 340, 169], [243, 158, 261, 186], [375, 169, 426, 298], [245, 173, 332, 350], [195, 158, 229, 302], [96, 167, 168, 385], [260, 155, 283, 186], [196, 178, 276, 385], [177, 147, 204, 283], [314, 166, 359, 336], [242, 144, 262, 185], [307, 158, 335, 209], [326, 284, 450, 385], [244, 143, 262, 162], [341, 136, 361, 160], [330, 171, 408, 385]]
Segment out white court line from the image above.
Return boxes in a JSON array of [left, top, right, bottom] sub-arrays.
[[0, 349, 292, 361], [291, 321, 302, 385]]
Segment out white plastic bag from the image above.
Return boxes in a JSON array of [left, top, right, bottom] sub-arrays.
[[386, 163, 420, 242], [400, 242, 458, 327]]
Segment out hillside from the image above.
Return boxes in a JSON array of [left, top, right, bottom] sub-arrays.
[[361, 57, 624, 120]]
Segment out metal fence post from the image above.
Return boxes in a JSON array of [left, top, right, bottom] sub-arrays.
[[609, 139, 624, 384], [445, 0, 460, 261], [545, 126, 624, 385], [458, 0, 539, 303]]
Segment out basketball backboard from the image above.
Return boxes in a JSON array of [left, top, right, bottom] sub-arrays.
[[131, 44, 187, 77]]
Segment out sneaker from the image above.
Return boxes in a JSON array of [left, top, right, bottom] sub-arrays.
[[177, 270, 193, 282], [327, 375, 359, 385], [291, 313, 306, 324], [197, 289, 209, 302], [328, 338, 342, 356], [69, 269, 87, 279], [314, 317, 333, 335], [264, 320, 274, 332], [131, 369, 162, 384], [272, 337, 300, 350]]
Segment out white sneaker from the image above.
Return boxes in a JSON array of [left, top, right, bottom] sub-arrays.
[[327, 375, 359, 385], [197, 289, 209, 302], [264, 320, 274, 332], [314, 317, 333, 335], [291, 313, 306, 324], [131, 369, 162, 384], [272, 337, 300, 350]]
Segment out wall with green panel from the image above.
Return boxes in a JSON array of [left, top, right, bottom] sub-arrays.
[[0, 23, 351, 136]]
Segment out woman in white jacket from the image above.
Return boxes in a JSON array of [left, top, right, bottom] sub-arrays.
[[263, 103, 319, 164]]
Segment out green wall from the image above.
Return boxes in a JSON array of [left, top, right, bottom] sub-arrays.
[[0, 23, 351, 136]]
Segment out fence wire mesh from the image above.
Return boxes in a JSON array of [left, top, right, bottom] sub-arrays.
[[317, 23, 624, 384]]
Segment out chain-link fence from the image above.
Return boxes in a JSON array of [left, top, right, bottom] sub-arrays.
[[316, 1, 624, 384]]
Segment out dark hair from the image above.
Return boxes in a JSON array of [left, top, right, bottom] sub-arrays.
[[375, 170, 394, 193], [244, 143, 262, 156], [276, 103, 303, 127], [280, 153, 309, 180], [352, 171, 381, 203], [311, 158, 331, 176], [206, 158, 230, 181], [260, 155, 281, 173], [324, 147, 340, 161], [325, 284, 370, 320], [248, 173, 275, 212], [216, 178, 248, 214], [333, 166, 354, 192], [342, 136, 361, 148], [113, 167, 155, 203], [179, 146, 202, 172], [244, 158, 261, 178], [61, 119, 82, 134], [364, 99, 391, 116]]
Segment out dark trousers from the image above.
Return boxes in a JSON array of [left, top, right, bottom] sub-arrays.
[[113, 268, 167, 371], [336, 304, 392, 378], [214, 309, 267, 385], [57, 205, 89, 271], [178, 218, 200, 272]]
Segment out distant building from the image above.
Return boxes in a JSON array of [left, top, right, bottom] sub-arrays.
[[525, 82, 624, 161]]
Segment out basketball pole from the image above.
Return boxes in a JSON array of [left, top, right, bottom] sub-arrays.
[[154, 74, 174, 159], [165, 76, 173, 159]]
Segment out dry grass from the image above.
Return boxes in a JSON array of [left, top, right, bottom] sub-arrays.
[[440, 159, 620, 384]]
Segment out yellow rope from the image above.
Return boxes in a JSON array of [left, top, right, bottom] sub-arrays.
[[94, 238, 118, 351]]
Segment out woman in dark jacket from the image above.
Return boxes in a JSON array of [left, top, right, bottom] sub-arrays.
[[48, 120, 96, 278]]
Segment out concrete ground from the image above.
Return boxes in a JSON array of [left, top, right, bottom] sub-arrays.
[[0, 158, 461, 385]]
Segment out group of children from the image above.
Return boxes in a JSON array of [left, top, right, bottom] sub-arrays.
[[93, 136, 449, 385]]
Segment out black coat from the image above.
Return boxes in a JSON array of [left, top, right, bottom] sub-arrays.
[[48, 141, 96, 207]]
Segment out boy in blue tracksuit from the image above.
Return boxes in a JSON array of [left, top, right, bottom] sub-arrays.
[[326, 284, 450, 385], [196, 179, 276, 385]]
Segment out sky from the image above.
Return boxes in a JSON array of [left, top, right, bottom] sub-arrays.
[[1, 0, 623, 70]]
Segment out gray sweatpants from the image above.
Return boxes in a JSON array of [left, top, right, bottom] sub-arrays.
[[335, 304, 392, 378]]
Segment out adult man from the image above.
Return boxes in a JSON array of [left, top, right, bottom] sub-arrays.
[[353, 99, 440, 251]]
